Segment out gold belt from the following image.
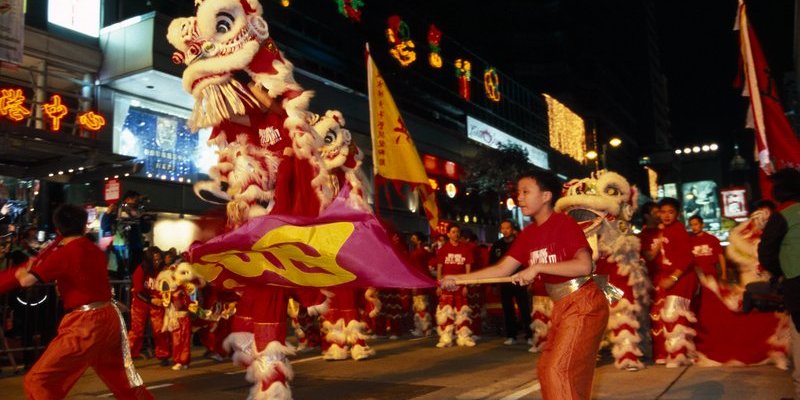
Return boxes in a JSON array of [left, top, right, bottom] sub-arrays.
[[70, 301, 111, 313], [544, 275, 625, 303], [545, 276, 593, 302]]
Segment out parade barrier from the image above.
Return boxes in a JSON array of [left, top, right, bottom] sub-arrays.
[[0, 280, 132, 375]]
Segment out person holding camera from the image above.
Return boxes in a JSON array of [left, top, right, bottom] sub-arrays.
[[101, 191, 152, 279], [758, 168, 800, 400]]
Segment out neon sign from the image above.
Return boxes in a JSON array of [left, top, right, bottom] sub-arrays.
[[386, 16, 416, 67], [483, 67, 501, 102], [43, 94, 68, 131], [427, 24, 442, 69], [455, 59, 471, 101], [0, 87, 106, 133], [0, 88, 32, 122]]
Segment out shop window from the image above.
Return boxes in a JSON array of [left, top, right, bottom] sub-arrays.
[[48, 0, 102, 37]]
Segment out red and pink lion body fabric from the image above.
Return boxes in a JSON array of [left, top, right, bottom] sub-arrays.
[[166, 1, 395, 398]]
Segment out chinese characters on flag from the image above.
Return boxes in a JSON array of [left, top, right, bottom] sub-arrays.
[[0, 87, 106, 133], [367, 45, 439, 229]]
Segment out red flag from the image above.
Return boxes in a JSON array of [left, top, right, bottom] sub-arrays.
[[736, 0, 800, 198]]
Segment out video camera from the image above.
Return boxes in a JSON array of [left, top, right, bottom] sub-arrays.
[[2, 200, 28, 224], [115, 195, 155, 239]]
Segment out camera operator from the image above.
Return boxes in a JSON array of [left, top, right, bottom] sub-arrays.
[[101, 191, 152, 279], [758, 168, 800, 399]]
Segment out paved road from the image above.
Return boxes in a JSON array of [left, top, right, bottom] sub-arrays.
[[0, 336, 793, 399]]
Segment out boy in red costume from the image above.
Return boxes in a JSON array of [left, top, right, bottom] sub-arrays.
[[128, 247, 171, 364], [442, 170, 607, 399], [688, 215, 726, 281], [639, 201, 661, 280], [9, 204, 152, 399], [435, 225, 475, 348], [650, 198, 698, 368]]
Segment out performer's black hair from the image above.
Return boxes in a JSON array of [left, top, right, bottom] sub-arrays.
[[657, 197, 681, 211], [52, 204, 87, 237], [517, 169, 561, 207]]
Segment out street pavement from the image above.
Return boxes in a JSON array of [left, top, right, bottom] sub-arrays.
[[0, 335, 794, 399]]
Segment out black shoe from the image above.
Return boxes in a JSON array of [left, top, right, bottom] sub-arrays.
[[159, 358, 171, 367]]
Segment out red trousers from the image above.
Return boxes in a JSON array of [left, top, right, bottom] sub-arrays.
[[23, 306, 153, 400], [537, 282, 609, 400], [171, 315, 192, 365], [127, 299, 170, 359]]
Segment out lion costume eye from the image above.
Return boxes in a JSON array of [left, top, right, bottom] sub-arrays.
[[324, 132, 336, 144], [216, 12, 234, 34], [605, 186, 620, 196]]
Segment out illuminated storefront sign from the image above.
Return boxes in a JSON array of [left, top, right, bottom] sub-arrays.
[[113, 94, 215, 181], [721, 187, 748, 221], [0, 87, 107, 132], [466, 115, 549, 170], [682, 180, 721, 231]]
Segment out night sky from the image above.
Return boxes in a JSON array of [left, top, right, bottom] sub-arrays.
[[420, 0, 796, 151]]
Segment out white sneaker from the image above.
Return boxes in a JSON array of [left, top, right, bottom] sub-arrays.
[[436, 341, 452, 348], [389, 335, 399, 340], [171, 363, 188, 370], [503, 338, 516, 345]]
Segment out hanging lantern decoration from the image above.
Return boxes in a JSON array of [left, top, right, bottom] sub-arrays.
[[455, 58, 471, 101], [386, 15, 416, 67], [281, 0, 290, 7], [483, 67, 501, 102], [427, 24, 442, 69], [334, 0, 364, 22]]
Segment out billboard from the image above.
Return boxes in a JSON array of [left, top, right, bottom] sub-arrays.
[[681, 180, 721, 231], [113, 94, 215, 181], [466, 116, 549, 170], [721, 187, 748, 221]]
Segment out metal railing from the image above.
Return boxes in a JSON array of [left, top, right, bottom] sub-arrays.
[[0, 279, 133, 374]]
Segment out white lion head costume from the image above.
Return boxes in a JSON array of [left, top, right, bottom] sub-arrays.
[[309, 110, 370, 211], [556, 170, 638, 260], [167, 0, 332, 228]]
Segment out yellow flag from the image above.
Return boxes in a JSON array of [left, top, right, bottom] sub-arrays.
[[367, 47, 428, 185]]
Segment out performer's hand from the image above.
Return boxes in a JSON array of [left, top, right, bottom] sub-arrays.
[[657, 277, 676, 291], [14, 266, 25, 280], [440, 276, 458, 291], [461, 286, 468, 297], [151, 298, 162, 306], [511, 265, 539, 286]]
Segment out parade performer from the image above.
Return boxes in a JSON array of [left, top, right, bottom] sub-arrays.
[[692, 206, 788, 368], [639, 202, 661, 280], [689, 215, 727, 281], [310, 111, 376, 358], [362, 287, 382, 335], [490, 220, 532, 346], [650, 198, 698, 368], [198, 284, 239, 360], [442, 170, 607, 400], [435, 225, 476, 348], [128, 247, 170, 362], [4, 205, 152, 399], [155, 262, 202, 370], [167, 1, 333, 395], [410, 232, 433, 337], [555, 170, 650, 370], [169, 1, 433, 397]]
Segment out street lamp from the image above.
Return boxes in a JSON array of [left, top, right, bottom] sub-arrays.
[[600, 138, 622, 170], [585, 150, 598, 160]]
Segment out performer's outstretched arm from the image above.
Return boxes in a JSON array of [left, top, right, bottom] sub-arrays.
[[511, 248, 592, 285], [440, 256, 520, 290]]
